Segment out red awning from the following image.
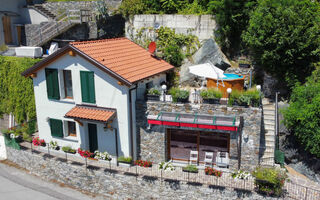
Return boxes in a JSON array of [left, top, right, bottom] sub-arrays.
[[147, 112, 239, 132]]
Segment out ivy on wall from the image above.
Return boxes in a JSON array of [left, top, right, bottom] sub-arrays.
[[132, 26, 200, 67], [0, 56, 40, 123]]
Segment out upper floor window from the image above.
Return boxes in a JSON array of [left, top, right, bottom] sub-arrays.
[[63, 70, 73, 99], [80, 71, 95, 104], [45, 68, 60, 100]]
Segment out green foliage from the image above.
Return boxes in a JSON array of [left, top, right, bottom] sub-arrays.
[[275, 150, 285, 167], [118, 156, 132, 163], [208, 0, 257, 56], [200, 88, 223, 99], [252, 167, 287, 196], [0, 44, 8, 52], [243, 0, 320, 87], [168, 88, 189, 102], [22, 133, 32, 143], [62, 146, 76, 154], [4, 137, 20, 150], [183, 164, 198, 173], [0, 56, 40, 123], [282, 64, 320, 157], [147, 87, 161, 95], [46, 0, 97, 2], [132, 26, 199, 67], [119, 0, 210, 17], [228, 88, 260, 107]]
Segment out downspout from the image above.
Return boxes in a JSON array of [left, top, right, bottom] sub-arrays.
[[129, 84, 137, 160], [114, 127, 119, 166]]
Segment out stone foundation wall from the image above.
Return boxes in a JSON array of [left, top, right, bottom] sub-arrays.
[[136, 101, 262, 171], [5, 147, 269, 199]]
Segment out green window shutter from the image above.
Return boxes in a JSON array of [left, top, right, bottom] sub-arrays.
[[49, 119, 63, 138], [80, 71, 95, 103], [45, 69, 60, 100]]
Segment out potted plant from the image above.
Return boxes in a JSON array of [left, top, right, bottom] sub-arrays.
[[205, 167, 223, 177], [159, 161, 175, 172], [134, 160, 152, 168], [94, 150, 112, 163], [200, 88, 222, 104], [78, 148, 95, 159], [146, 87, 161, 101], [117, 156, 132, 167], [49, 141, 59, 150], [231, 170, 251, 180], [32, 137, 46, 147], [228, 90, 242, 106], [182, 164, 198, 173], [252, 167, 287, 197], [62, 146, 76, 154], [246, 88, 261, 107], [169, 87, 189, 103], [238, 59, 251, 68]]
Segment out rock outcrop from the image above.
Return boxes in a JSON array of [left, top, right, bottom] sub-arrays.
[[180, 38, 231, 86]]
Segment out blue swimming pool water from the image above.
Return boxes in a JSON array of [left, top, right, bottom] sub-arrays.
[[222, 73, 243, 80]]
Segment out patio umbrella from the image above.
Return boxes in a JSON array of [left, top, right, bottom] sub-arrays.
[[188, 63, 226, 79]]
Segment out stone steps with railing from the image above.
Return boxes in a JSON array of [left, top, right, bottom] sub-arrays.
[[28, 9, 92, 47]]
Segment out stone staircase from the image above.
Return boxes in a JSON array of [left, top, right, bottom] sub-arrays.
[[260, 99, 276, 166], [28, 9, 91, 47]]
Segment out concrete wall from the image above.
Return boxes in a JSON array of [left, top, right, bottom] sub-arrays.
[[33, 53, 130, 156], [26, 8, 48, 24], [126, 15, 217, 42], [136, 101, 262, 171], [0, 135, 7, 160]]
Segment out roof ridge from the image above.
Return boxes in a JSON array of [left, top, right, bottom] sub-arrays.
[[71, 37, 128, 46]]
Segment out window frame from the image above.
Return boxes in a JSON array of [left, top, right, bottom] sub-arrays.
[[63, 70, 73, 99]]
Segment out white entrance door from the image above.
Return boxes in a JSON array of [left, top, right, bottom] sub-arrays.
[[0, 135, 7, 160]]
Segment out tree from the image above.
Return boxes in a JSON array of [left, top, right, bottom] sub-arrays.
[[208, 0, 257, 57], [243, 0, 320, 88], [282, 63, 320, 157]]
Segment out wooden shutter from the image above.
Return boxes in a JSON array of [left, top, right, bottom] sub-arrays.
[[49, 119, 63, 138], [45, 69, 60, 100], [80, 71, 95, 103]]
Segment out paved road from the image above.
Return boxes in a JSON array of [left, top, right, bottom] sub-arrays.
[[0, 162, 104, 200]]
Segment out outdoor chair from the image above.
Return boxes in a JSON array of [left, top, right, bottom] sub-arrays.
[[189, 150, 198, 165], [203, 152, 214, 167], [216, 152, 229, 168]]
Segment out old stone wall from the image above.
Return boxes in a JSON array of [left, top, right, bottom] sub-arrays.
[[136, 101, 262, 171], [6, 147, 272, 199], [126, 15, 216, 42], [0, 114, 9, 131]]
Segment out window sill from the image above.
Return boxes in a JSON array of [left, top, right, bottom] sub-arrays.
[[80, 102, 97, 106], [62, 136, 78, 142], [48, 98, 75, 104]]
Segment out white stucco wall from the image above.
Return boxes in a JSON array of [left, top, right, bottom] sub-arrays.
[[27, 8, 49, 24], [136, 73, 166, 100], [0, 135, 7, 160], [33, 53, 131, 157]]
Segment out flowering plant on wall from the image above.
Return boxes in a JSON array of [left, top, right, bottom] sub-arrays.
[[32, 137, 46, 147], [78, 148, 94, 158], [49, 141, 59, 150], [205, 167, 223, 177], [231, 170, 251, 180], [159, 161, 175, 172], [94, 151, 112, 161], [134, 160, 152, 168]]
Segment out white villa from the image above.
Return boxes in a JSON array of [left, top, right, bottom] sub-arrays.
[[22, 38, 174, 160]]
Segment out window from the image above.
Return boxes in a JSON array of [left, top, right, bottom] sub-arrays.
[[67, 121, 76, 137], [63, 70, 73, 99], [49, 119, 63, 138], [45, 69, 60, 100], [80, 71, 95, 103]]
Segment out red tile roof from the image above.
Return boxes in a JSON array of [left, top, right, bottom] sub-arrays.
[[65, 105, 116, 122], [70, 38, 174, 83]]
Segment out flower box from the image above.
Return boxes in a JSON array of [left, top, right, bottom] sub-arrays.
[[182, 168, 198, 173], [176, 97, 189, 103], [146, 94, 160, 101], [205, 167, 223, 177], [119, 162, 132, 167], [203, 98, 220, 104], [182, 165, 198, 173]]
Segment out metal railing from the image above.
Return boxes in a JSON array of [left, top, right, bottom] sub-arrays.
[[15, 141, 320, 200], [29, 9, 92, 46]]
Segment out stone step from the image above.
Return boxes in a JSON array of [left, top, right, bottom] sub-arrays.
[[263, 104, 275, 109], [265, 124, 275, 130], [265, 135, 275, 140], [263, 115, 275, 121], [264, 110, 275, 115], [264, 120, 275, 125]]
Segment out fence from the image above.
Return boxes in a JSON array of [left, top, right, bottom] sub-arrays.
[[15, 141, 320, 200]]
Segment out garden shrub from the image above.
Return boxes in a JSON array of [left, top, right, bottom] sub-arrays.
[[252, 167, 287, 197], [147, 87, 161, 95], [200, 88, 222, 99], [168, 88, 189, 102]]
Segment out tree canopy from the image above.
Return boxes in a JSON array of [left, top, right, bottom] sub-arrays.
[[0, 56, 40, 123], [243, 0, 320, 87], [282, 63, 320, 157]]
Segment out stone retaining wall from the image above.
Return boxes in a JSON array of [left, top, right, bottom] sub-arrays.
[[6, 147, 273, 199], [136, 101, 262, 171]]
